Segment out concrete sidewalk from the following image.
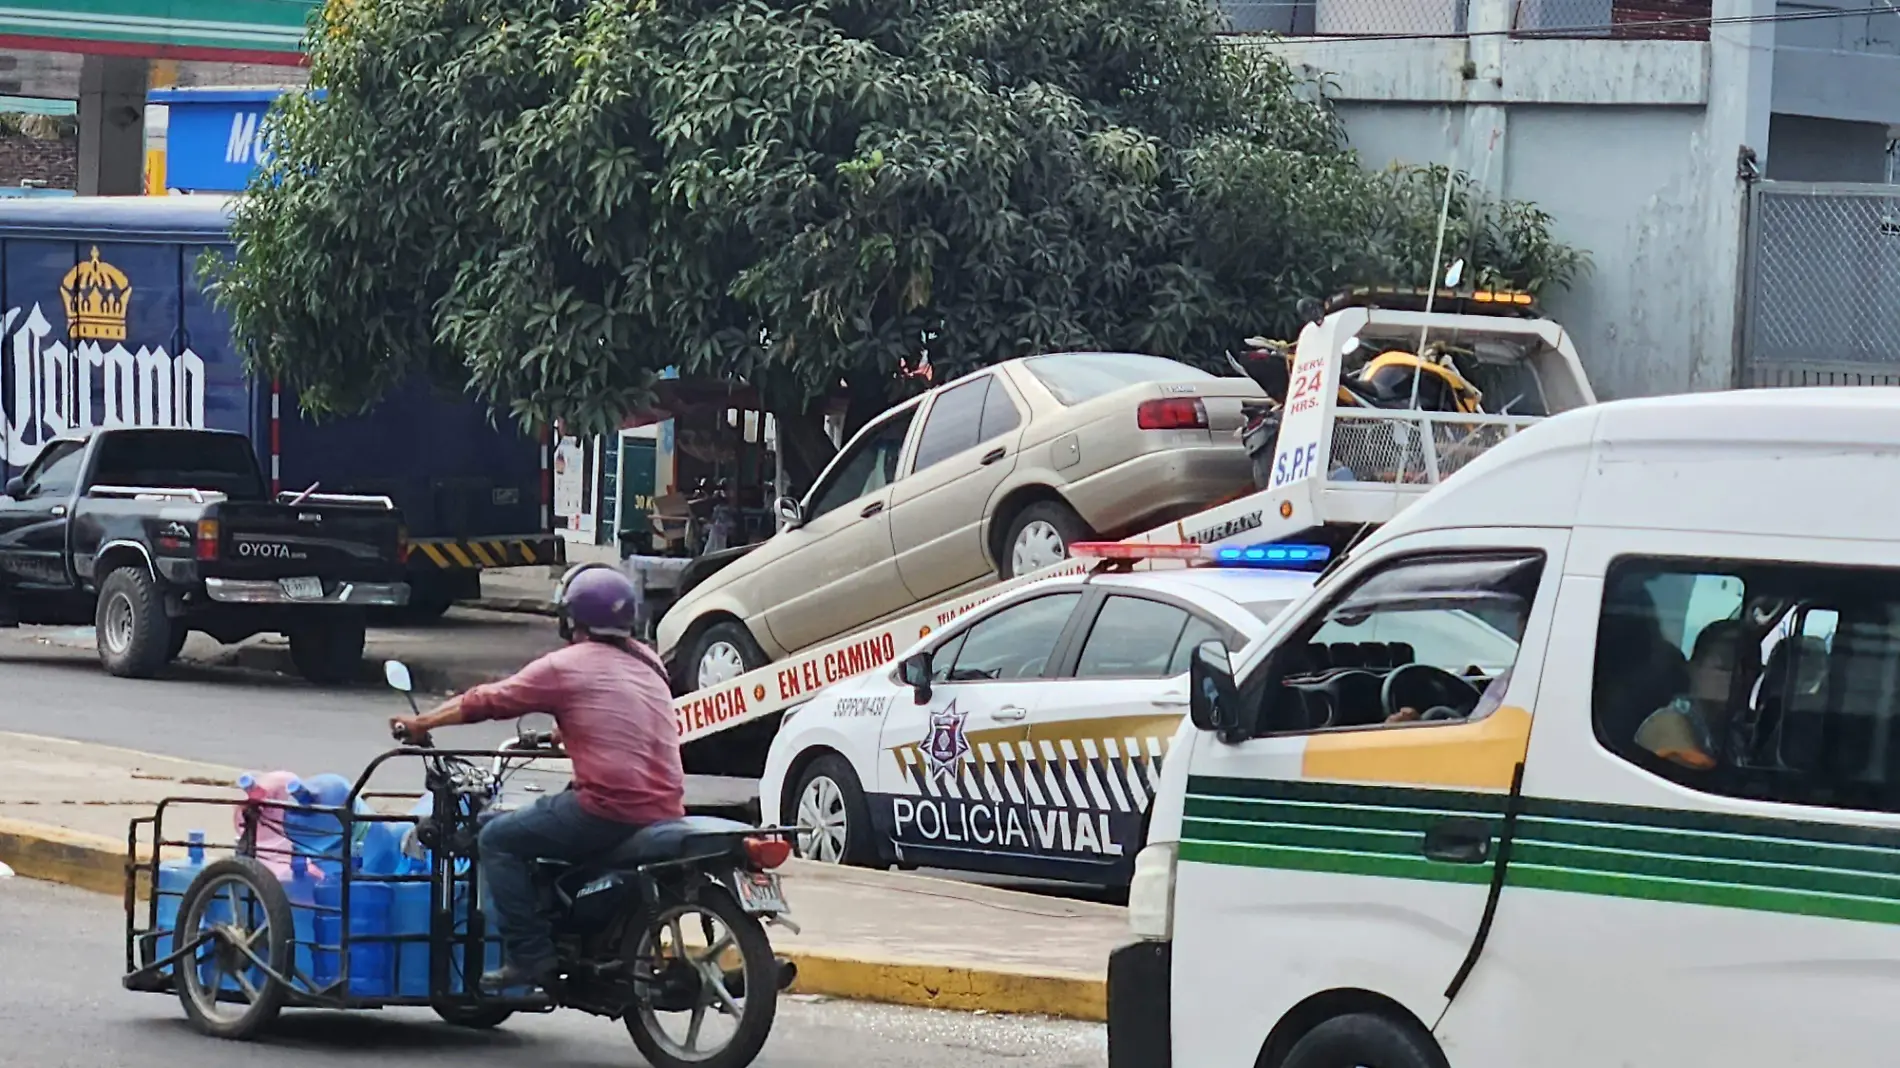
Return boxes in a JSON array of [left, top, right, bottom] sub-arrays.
[[0, 732, 1122, 1019], [13, 608, 565, 695]]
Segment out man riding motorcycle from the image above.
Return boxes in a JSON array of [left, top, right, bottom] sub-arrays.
[[389, 563, 685, 992]]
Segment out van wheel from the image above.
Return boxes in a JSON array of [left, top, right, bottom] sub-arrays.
[[998, 500, 1091, 579], [1281, 1012, 1449, 1068], [789, 755, 876, 867], [96, 567, 173, 679], [682, 621, 766, 693], [289, 614, 367, 685]]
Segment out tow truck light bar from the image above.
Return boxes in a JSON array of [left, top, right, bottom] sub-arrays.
[[1070, 541, 1331, 568], [1324, 285, 1537, 317]]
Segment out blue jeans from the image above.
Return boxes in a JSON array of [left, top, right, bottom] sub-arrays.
[[478, 790, 640, 972]]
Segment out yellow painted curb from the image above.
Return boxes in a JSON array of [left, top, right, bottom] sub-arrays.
[[785, 950, 1106, 1022], [0, 818, 1108, 1022]]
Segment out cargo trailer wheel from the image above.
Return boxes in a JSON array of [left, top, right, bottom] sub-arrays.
[[175, 857, 294, 1041], [96, 566, 174, 679], [289, 614, 368, 685]]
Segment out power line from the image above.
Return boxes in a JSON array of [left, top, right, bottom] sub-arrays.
[[1217, 0, 1899, 44]]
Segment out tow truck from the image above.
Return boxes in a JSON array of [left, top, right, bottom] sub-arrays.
[[665, 287, 1597, 768]]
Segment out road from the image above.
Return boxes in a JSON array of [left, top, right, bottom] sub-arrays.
[[0, 876, 1105, 1068], [0, 634, 1125, 903]]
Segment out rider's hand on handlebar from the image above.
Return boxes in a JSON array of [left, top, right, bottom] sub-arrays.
[[390, 715, 431, 746]]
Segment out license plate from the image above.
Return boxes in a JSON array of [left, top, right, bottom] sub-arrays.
[[280, 577, 323, 600], [730, 871, 786, 915]]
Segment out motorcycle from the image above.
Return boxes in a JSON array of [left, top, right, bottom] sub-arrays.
[[386, 660, 798, 1068]]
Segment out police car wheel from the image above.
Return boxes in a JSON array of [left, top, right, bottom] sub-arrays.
[[790, 756, 875, 867], [1280, 1012, 1448, 1068]]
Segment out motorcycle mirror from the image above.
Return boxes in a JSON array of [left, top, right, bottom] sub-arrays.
[[1443, 258, 1466, 288], [774, 495, 804, 529], [384, 659, 414, 693]]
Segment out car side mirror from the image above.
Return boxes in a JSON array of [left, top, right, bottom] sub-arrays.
[[1189, 640, 1243, 741], [3, 476, 24, 499], [383, 659, 414, 693], [899, 651, 933, 705], [774, 495, 804, 529]]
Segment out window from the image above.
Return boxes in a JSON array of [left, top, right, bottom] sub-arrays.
[[18, 442, 85, 499], [979, 378, 1020, 439], [90, 431, 265, 499], [1021, 352, 1215, 406], [1167, 615, 1228, 676], [1594, 557, 1900, 813], [807, 409, 915, 520], [1254, 553, 1543, 735], [943, 593, 1080, 682], [911, 378, 989, 473], [1076, 596, 1192, 679]]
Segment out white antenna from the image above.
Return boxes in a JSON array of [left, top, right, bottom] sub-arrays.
[[1408, 164, 1460, 409]]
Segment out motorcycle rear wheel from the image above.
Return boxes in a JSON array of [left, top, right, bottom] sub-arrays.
[[623, 889, 779, 1068]]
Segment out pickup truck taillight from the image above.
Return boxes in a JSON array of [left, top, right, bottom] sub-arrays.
[[397, 526, 411, 565], [195, 519, 220, 561], [1136, 397, 1208, 431]]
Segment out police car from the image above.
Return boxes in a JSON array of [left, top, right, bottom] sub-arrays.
[[757, 541, 1331, 885]]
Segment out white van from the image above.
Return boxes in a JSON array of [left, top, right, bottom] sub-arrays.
[[1111, 389, 1900, 1068]]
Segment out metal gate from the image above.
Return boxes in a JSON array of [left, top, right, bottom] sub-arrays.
[[1740, 180, 1900, 388]]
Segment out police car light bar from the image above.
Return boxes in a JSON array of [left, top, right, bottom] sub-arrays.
[[1069, 541, 1332, 567]]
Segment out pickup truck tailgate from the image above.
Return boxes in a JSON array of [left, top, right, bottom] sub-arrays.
[[209, 502, 404, 581]]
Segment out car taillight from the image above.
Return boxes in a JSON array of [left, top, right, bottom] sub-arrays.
[[745, 836, 792, 870], [195, 519, 220, 561], [1136, 397, 1208, 430]]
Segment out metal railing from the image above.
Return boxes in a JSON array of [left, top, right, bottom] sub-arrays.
[[1326, 409, 1543, 486], [1215, 0, 1708, 38]]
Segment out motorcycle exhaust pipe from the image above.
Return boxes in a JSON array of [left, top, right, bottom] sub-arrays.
[[720, 959, 797, 998]]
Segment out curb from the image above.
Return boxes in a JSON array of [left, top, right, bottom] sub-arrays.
[[0, 817, 1104, 1022]]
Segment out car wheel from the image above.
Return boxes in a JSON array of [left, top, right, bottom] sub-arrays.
[[1000, 500, 1092, 580], [1281, 1012, 1449, 1068], [96, 566, 174, 679], [685, 621, 767, 693], [789, 755, 876, 867]]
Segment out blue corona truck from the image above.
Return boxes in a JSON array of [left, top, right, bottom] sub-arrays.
[[0, 195, 558, 616]]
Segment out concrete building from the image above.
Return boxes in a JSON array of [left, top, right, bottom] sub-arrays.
[[1237, 0, 1900, 397]]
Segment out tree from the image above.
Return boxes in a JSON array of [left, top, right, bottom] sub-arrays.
[[215, 0, 1585, 477]]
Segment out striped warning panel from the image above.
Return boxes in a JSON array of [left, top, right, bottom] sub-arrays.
[[411, 537, 561, 570]]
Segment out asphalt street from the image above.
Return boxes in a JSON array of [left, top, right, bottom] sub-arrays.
[[0, 876, 1106, 1068]]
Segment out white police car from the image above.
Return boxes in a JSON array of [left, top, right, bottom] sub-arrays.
[[757, 541, 1330, 886]]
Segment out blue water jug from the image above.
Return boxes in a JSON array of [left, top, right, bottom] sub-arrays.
[[285, 774, 352, 879], [283, 855, 320, 992], [313, 859, 394, 997], [391, 879, 432, 997], [151, 829, 207, 973]]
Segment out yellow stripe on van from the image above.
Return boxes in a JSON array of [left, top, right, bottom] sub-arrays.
[[1300, 705, 1531, 791]]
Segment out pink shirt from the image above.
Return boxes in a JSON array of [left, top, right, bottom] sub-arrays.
[[459, 640, 686, 826]]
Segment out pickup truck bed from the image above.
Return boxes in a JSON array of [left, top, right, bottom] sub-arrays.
[[0, 428, 409, 682]]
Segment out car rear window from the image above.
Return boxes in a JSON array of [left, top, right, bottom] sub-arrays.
[[90, 431, 266, 499], [1021, 352, 1216, 405]]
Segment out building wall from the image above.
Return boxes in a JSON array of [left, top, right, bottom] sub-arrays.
[[0, 133, 76, 188]]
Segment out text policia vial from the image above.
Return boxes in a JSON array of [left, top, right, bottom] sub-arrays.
[[890, 796, 1127, 857]]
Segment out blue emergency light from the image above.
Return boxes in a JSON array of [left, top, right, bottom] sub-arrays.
[[1214, 543, 1331, 567]]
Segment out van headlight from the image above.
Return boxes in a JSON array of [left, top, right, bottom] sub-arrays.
[[1127, 842, 1177, 941]]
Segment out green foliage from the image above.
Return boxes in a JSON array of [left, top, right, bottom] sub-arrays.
[[216, 0, 1587, 432]]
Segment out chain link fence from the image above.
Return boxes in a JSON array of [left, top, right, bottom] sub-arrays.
[[1740, 181, 1900, 388], [1214, 0, 1706, 37]]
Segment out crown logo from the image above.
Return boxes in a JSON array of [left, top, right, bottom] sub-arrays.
[[59, 246, 131, 342]]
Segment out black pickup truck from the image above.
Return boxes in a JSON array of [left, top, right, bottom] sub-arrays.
[[0, 428, 410, 682]]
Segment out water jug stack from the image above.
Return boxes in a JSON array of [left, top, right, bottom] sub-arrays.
[[313, 857, 394, 996], [235, 770, 303, 878], [150, 829, 207, 974], [283, 854, 321, 993]]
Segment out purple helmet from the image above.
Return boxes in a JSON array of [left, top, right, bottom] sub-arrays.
[[555, 564, 639, 640]]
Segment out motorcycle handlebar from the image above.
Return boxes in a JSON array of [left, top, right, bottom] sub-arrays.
[[390, 721, 435, 748]]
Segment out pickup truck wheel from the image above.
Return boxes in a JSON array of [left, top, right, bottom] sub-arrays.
[[96, 567, 174, 679], [289, 614, 367, 685]]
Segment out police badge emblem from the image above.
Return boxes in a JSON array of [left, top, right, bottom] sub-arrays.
[[919, 700, 971, 783]]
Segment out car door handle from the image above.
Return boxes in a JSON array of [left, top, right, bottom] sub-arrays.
[[1422, 818, 1492, 864], [860, 501, 885, 518], [980, 447, 1007, 466], [990, 705, 1029, 721]]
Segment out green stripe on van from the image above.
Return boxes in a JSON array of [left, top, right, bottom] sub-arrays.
[[1181, 775, 1900, 926]]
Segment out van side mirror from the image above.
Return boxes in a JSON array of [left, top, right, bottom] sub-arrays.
[[774, 496, 804, 529], [899, 651, 933, 705], [1189, 641, 1243, 740], [3, 476, 23, 499]]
